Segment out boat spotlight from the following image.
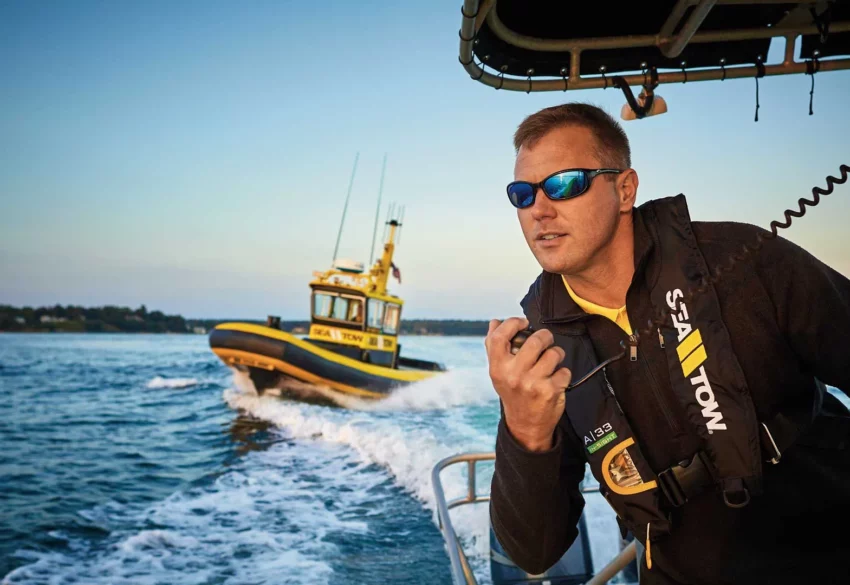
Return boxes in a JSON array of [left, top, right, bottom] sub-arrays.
[[612, 71, 668, 121], [620, 88, 668, 121]]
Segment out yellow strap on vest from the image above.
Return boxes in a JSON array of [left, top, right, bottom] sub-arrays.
[[646, 523, 652, 570]]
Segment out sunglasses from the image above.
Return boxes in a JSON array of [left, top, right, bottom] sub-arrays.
[[506, 168, 623, 209]]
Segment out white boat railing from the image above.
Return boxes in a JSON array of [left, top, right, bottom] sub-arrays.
[[431, 452, 637, 585]]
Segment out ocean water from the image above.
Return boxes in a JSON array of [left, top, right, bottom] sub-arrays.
[[2, 333, 845, 585]]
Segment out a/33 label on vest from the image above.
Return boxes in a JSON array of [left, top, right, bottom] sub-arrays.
[[667, 288, 727, 433], [584, 422, 615, 454]]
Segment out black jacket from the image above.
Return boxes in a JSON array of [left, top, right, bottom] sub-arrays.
[[490, 197, 850, 584]]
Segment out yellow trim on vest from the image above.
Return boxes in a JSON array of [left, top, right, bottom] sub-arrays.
[[646, 524, 652, 570], [600, 437, 658, 495]]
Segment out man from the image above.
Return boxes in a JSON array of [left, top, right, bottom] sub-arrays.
[[485, 102, 850, 584]]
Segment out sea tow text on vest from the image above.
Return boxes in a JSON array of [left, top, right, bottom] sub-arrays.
[[666, 289, 727, 433]]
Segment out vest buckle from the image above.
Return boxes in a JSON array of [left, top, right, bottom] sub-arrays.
[[721, 478, 751, 509], [657, 467, 687, 507], [656, 451, 712, 508]]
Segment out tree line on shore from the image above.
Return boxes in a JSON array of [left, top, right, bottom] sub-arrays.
[[0, 305, 490, 336]]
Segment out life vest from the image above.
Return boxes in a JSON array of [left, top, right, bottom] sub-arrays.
[[525, 195, 827, 550]]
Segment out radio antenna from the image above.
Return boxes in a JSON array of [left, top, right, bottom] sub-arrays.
[[397, 205, 406, 246], [332, 152, 359, 264], [369, 154, 387, 265]]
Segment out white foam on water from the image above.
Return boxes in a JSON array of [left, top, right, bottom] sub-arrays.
[[254, 367, 498, 412], [229, 368, 258, 395], [3, 334, 637, 585], [3, 436, 386, 585], [225, 375, 637, 584], [116, 529, 201, 553], [145, 376, 199, 389], [362, 368, 496, 412], [225, 389, 460, 509], [6, 363, 630, 585], [224, 383, 502, 583]]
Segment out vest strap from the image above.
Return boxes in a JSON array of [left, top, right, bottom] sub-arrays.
[[656, 451, 713, 508], [657, 452, 756, 509], [659, 406, 845, 509]]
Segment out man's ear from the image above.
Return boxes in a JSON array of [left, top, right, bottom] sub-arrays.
[[618, 169, 639, 212]]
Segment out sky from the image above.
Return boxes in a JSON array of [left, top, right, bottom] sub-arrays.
[[2, 0, 849, 319]]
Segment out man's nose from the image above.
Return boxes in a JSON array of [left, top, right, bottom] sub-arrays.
[[529, 187, 557, 220]]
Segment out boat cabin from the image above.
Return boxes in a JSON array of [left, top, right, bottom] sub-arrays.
[[308, 280, 403, 368], [304, 223, 408, 368], [291, 218, 443, 373]]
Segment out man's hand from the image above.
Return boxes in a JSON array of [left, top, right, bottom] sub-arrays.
[[485, 318, 572, 452]]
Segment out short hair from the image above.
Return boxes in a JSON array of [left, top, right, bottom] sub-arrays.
[[513, 102, 631, 169]]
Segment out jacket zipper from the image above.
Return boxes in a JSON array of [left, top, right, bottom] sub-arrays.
[[627, 334, 638, 361], [549, 315, 682, 435], [628, 332, 682, 436]]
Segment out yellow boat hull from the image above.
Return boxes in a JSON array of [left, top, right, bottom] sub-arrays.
[[209, 322, 443, 403]]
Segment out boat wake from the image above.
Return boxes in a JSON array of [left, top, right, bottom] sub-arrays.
[[3, 442, 370, 585], [359, 368, 495, 411], [145, 376, 199, 389], [224, 380, 497, 581]]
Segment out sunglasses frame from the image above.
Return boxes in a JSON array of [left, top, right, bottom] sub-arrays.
[[506, 168, 624, 209]]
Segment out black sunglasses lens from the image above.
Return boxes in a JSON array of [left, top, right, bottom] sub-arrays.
[[543, 171, 587, 200], [507, 183, 535, 208]]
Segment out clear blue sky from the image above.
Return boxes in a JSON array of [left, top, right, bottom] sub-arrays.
[[2, 0, 849, 319]]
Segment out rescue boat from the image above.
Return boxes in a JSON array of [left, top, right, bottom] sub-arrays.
[[209, 215, 446, 405]]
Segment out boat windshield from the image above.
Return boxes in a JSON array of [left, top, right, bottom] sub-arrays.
[[312, 292, 366, 327], [331, 297, 349, 321], [367, 298, 385, 329], [383, 304, 400, 335], [313, 293, 333, 319], [347, 299, 363, 323]]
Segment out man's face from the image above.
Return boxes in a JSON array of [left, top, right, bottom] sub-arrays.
[[514, 125, 626, 276]]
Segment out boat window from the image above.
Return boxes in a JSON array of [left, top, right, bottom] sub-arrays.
[[383, 304, 400, 335], [313, 293, 334, 319], [367, 299, 385, 329], [332, 297, 349, 321], [348, 299, 363, 323]]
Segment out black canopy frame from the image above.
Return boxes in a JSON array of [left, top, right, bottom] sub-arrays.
[[458, 1, 850, 92]]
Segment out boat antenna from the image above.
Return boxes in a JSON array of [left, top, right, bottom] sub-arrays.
[[369, 153, 387, 265], [383, 202, 395, 243], [332, 152, 360, 264], [396, 205, 406, 246]]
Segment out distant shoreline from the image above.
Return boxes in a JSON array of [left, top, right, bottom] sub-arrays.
[[0, 329, 487, 336], [1, 305, 491, 336]]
